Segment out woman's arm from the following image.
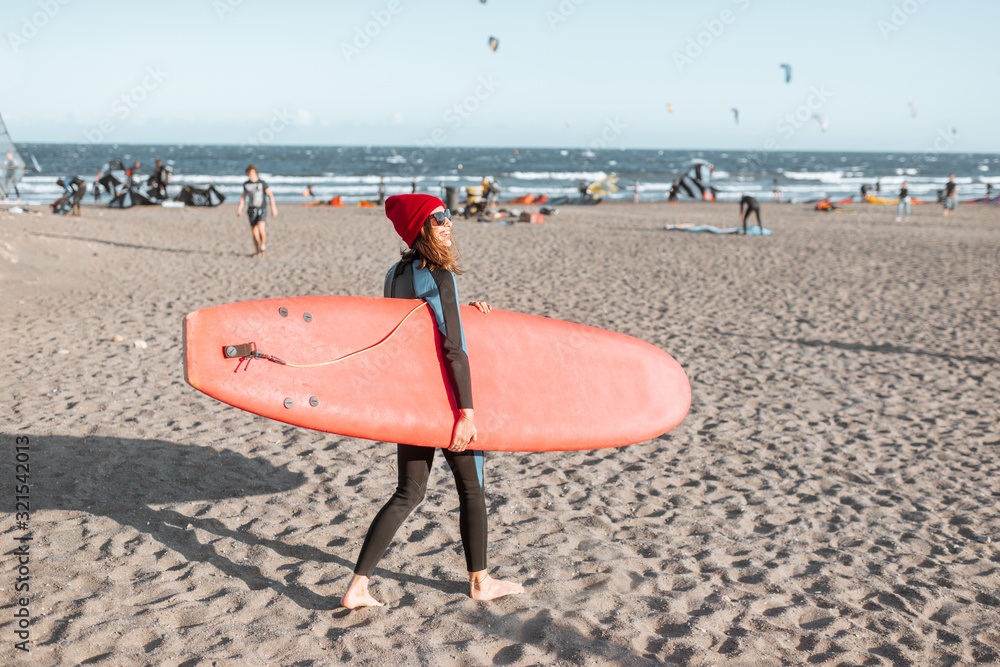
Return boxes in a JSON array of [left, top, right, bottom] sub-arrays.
[[449, 408, 477, 452], [431, 272, 494, 452], [432, 271, 475, 412]]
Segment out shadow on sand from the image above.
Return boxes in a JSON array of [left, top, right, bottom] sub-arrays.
[[15, 433, 461, 611], [710, 329, 999, 365], [29, 231, 239, 257]]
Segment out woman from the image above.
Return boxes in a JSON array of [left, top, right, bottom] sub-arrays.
[[341, 194, 523, 609], [896, 181, 911, 222]]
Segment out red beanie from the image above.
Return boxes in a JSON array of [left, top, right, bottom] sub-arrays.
[[385, 194, 444, 247]]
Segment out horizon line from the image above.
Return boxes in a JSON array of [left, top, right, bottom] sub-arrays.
[[12, 140, 1000, 156]]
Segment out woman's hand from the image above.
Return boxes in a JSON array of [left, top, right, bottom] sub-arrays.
[[449, 409, 477, 452], [470, 301, 492, 314]]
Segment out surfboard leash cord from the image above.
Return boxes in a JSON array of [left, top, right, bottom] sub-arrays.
[[223, 301, 429, 372]]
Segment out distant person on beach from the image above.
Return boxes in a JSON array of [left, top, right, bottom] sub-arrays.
[[943, 174, 957, 217], [411, 177, 417, 194], [739, 194, 762, 234], [57, 176, 86, 216], [341, 194, 523, 610], [128, 161, 141, 186], [860, 183, 870, 200], [3, 152, 19, 201], [773, 186, 782, 203], [987, 183, 994, 201], [148, 158, 170, 199], [92, 177, 102, 204], [633, 179, 640, 203], [72, 176, 87, 214], [482, 176, 500, 209], [377, 177, 387, 205], [896, 181, 911, 222], [236, 165, 278, 258], [875, 179, 881, 195], [668, 179, 680, 203]]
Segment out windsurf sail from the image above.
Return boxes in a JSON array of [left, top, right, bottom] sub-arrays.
[[0, 113, 26, 200]]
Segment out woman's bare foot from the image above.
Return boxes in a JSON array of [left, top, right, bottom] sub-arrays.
[[469, 572, 524, 601], [341, 574, 384, 609]]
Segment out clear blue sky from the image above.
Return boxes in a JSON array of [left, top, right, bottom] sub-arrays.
[[3, 0, 997, 151]]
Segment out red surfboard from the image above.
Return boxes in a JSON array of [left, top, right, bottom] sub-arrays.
[[183, 296, 690, 452]]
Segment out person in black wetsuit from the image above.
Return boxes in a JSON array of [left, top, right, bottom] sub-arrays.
[[738, 194, 762, 234], [668, 179, 680, 202], [148, 158, 170, 200], [943, 174, 957, 217], [341, 194, 524, 609]]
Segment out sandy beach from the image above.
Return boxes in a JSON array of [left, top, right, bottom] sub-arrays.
[[2, 198, 999, 666]]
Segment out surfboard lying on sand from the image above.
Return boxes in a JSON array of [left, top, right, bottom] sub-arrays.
[[183, 296, 690, 452], [664, 224, 772, 236], [864, 195, 931, 205]]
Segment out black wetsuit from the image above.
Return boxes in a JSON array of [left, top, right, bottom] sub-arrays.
[[739, 195, 761, 233], [352, 259, 487, 577], [150, 165, 169, 199]]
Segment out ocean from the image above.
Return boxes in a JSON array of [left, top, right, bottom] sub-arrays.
[[13, 143, 1000, 206]]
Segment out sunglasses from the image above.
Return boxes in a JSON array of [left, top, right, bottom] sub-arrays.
[[426, 209, 451, 225]]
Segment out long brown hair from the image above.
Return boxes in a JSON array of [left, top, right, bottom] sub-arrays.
[[401, 221, 465, 274]]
